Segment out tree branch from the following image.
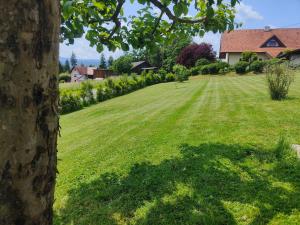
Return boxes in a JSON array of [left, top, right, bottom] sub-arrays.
[[149, 0, 206, 24], [151, 10, 165, 36]]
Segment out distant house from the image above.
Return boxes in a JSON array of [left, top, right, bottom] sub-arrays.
[[131, 61, 157, 74], [70, 66, 115, 82], [219, 27, 300, 65], [93, 69, 116, 79]]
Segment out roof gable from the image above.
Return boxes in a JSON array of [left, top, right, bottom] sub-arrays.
[[220, 28, 300, 57], [261, 35, 286, 48]]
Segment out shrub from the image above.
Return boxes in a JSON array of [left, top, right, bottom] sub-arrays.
[[241, 51, 258, 63], [96, 83, 114, 102], [265, 58, 284, 66], [190, 66, 201, 76], [176, 43, 216, 68], [165, 73, 176, 82], [80, 81, 95, 106], [173, 64, 189, 82], [195, 58, 210, 67], [265, 63, 295, 100], [158, 69, 168, 81], [250, 61, 266, 73], [59, 73, 71, 82], [112, 55, 133, 74], [234, 61, 249, 74], [145, 71, 155, 85], [60, 91, 83, 114]]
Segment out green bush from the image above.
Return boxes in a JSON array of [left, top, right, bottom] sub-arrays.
[[234, 61, 249, 74], [265, 63, 295, 100], [241, 51, 258, 63], [60, 91, 83, 114], [173, 64, 189, 82], [80, 81, 95, 106], [112, 55, 133, 74], [190, 66, 201, 76], [265, 58, 284, 66], [158, 69, 168, 81], [195, 58, 210, 67], [59, 73, 71, 82], [250, 61, 266, 73], [165, 73, 176, 82]]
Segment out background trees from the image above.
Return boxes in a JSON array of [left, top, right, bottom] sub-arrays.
[[112, 55, 134, 74], [99, 54, 107, 69], [70, 52, 78, 67], [176, 43, 216, 68]]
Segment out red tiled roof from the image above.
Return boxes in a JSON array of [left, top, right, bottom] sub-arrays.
[[73, 66, 87, 75], [220, 28, 300, 58]]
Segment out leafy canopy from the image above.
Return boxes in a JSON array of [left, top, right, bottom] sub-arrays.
[[61, 0, 241, 52]]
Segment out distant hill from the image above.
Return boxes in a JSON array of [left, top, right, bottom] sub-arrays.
[[60, 57, 100, 67]]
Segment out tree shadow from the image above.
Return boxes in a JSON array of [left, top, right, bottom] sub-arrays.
[[54, 143, 300, 225]]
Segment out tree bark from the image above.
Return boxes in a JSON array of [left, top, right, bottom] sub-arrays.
[[0, 0, 60, 224]]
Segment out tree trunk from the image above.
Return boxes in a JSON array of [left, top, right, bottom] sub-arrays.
[[0, 0, 60, 224]]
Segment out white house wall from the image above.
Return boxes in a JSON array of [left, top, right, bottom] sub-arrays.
[[227, 52, 270, 65]]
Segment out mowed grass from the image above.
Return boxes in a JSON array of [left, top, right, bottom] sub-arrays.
[[54, 74, 300, 225]]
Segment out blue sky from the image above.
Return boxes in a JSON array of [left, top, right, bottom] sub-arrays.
[[60, 0, 300, 60]]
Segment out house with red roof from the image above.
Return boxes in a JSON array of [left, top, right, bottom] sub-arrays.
[[219, 27, 300, 65], [70, 66, 115, 82]]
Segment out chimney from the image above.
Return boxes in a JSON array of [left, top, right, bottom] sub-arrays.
[[264, 26, 271, 32]]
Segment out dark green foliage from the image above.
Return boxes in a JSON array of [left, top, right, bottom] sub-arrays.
[[64, 59, 71, 72], [266, 63, 295, 100], [70, 52, 78, 67], [112, 55, 133, 74], [59, 73, 71, 82], [190, 67, 201, 76], [200, 62, 229, 75], [99, 53, 107, 69], [234, 61, 249, 74], [108, 56, 114, 68], [195, 58, 210, 67], [59, 61, 64, 73], [250, 61, 266, 73], [173, 64, 189, 82]]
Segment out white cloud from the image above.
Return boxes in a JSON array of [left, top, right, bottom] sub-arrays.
[[236, 3, 263, 21], [193, 32, 221, 54], [59, 38, 123, 59]]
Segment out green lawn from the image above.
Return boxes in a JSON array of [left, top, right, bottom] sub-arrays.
[[54, 74, 300, 225]]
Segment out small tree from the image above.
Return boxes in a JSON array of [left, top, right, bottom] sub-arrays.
[[99, 53, 107, 69], [59, 61, 64, 73], [64, 59, 71, 72], [266, 63, 294, 100], [70, 52, 78, 67], [173, 64, 189, 82], [241, 51, 258, 64], [108, 56, 114, 67], [176, 43, 216, 68], [112, 55, 133, 74]]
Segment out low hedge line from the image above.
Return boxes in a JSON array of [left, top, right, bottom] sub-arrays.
[[60, 71, 176, 114]]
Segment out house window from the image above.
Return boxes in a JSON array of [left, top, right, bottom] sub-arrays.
[[266, 38, 279, 47]]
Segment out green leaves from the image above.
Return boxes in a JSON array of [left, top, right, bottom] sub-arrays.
[[60, 0, 241, 53]]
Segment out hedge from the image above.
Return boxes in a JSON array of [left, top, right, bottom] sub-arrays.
[[60, 71, 176, 114]]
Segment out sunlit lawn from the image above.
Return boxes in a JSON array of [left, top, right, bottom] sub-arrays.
[[54, 73, 300, 225]]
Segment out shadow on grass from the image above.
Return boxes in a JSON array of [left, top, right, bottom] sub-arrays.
[[54, 143, 300, 225]]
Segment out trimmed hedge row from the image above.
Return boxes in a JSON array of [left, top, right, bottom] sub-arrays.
[[60, 71, 176, 114]]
